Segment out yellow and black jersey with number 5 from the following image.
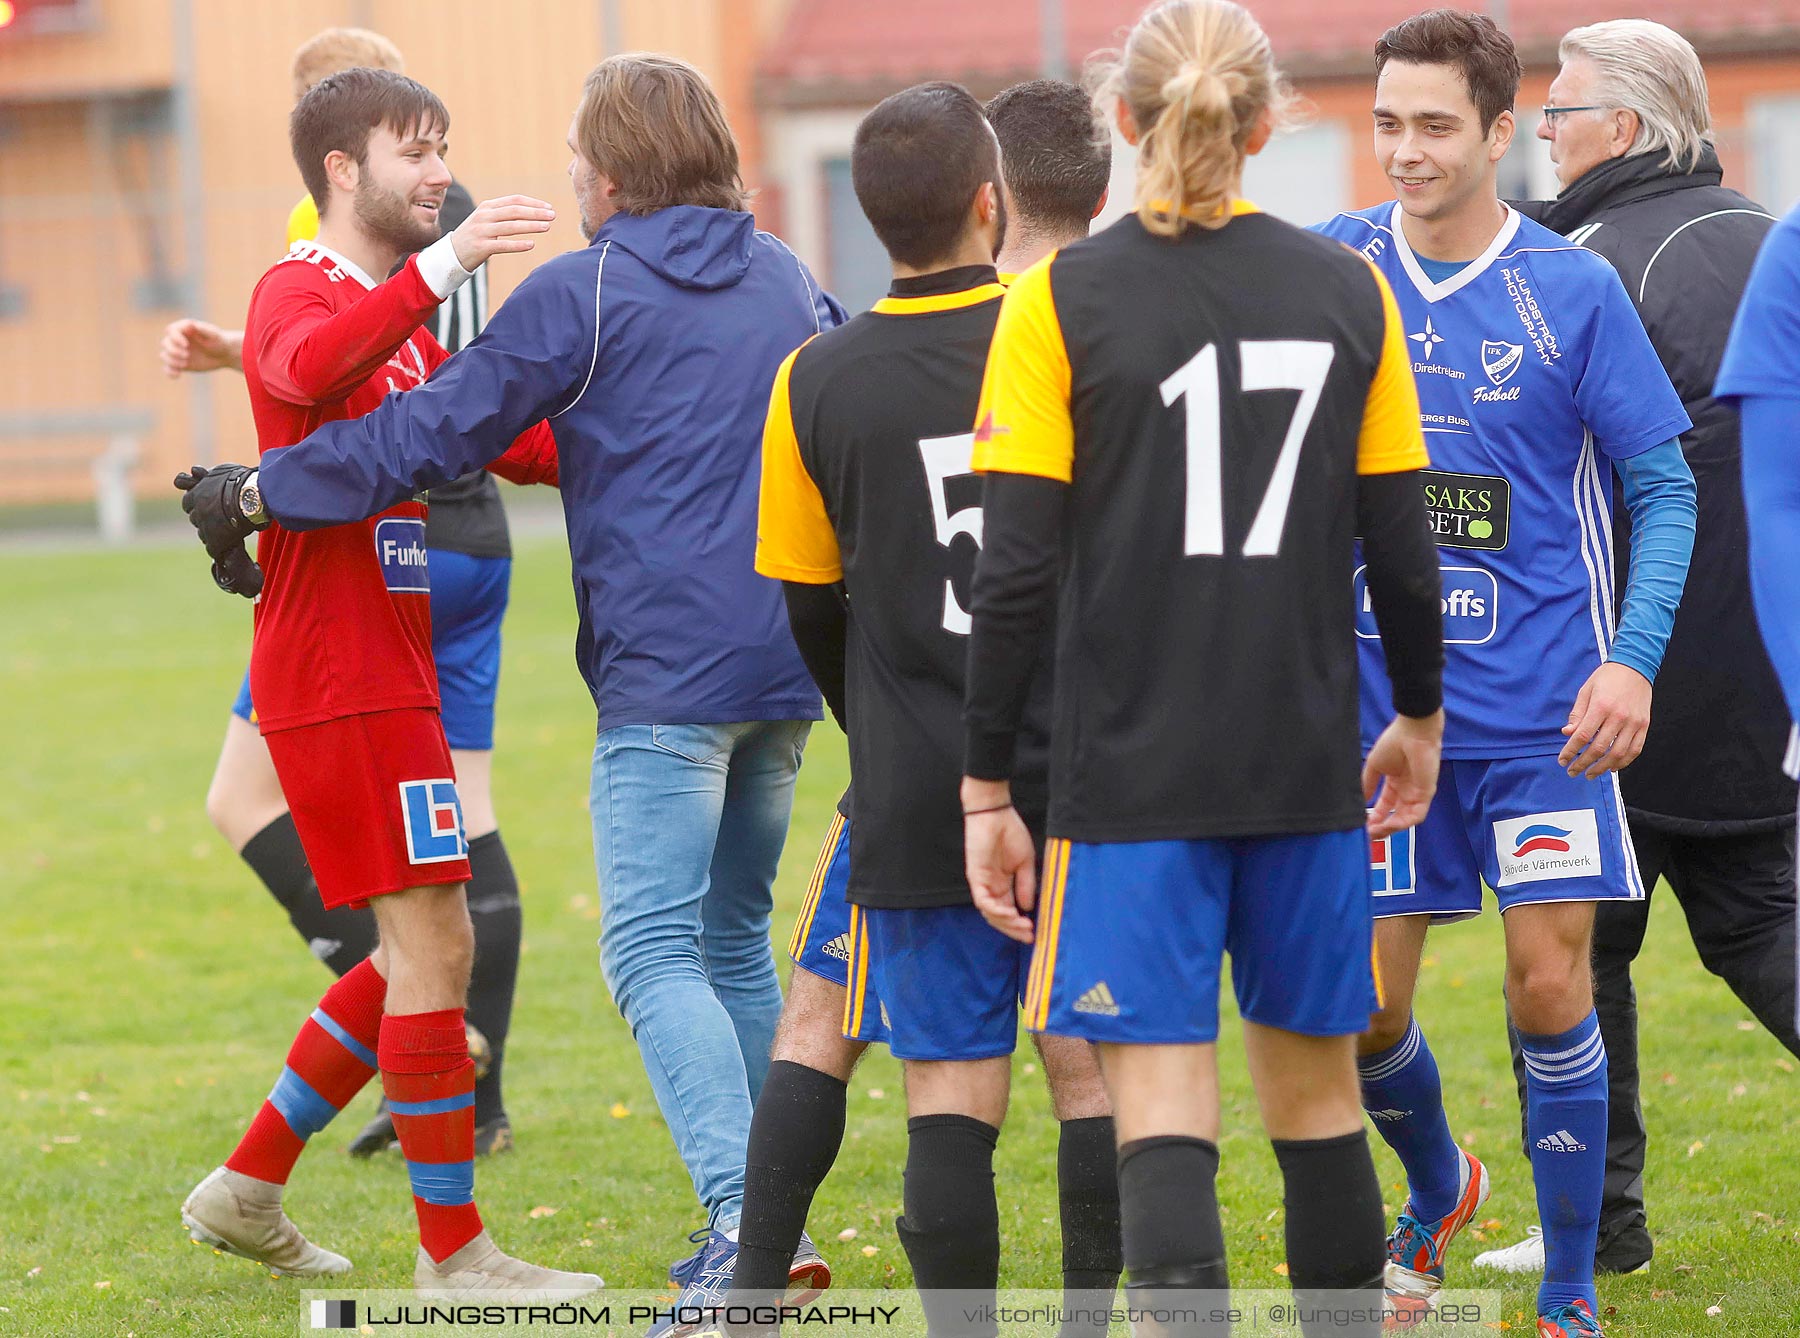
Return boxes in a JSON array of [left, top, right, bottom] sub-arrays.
[[757, 265, 1052, 909], [974, 203, 1427, 842]]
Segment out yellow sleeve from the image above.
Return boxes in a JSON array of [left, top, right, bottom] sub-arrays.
[[286, 195, 320, 247], [1357, 262, 1430, 475], [755, 345, 843, 583], [972, 254, 1074, 483]]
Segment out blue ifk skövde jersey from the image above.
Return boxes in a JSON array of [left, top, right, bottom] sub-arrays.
[[1314, 203, 1691, 759]]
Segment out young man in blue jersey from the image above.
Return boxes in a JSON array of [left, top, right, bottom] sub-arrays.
[[1314, 12, 1697, 1337]]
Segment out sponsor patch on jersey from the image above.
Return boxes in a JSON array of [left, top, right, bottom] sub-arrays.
[[375, 517, 430, 593], [399, 778, 467, 865], [1420, 469, 1510, 551], [1355, 564, 1497, 646], [1369, 825, 1415, 897], [1492, 808, 1601, 886]]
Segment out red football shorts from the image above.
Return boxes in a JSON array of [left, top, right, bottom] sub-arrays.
[[263, 708, 471, 909]]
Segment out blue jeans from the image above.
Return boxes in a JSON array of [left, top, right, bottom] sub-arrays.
[[591, 719, 810, 1231]]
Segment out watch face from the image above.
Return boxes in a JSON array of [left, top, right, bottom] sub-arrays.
[[240, 483, 262, 519]]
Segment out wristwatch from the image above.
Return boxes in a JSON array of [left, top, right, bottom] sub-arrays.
[[238, 469, 269, 527]]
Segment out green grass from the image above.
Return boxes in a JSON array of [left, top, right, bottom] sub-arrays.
[[2, 535, 1797, 1335]]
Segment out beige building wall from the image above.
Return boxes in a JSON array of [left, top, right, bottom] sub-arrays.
[[0, 0, 793, 512]]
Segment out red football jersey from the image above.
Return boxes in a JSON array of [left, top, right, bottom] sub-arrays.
[[244, 241, 458, 733]]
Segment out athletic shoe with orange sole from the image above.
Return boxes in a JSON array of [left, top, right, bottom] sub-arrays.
[[1383, 1148, 1491, 1330]]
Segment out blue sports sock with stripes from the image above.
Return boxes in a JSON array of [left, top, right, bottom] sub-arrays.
[[1357, 1015, 1464, 1223], [1520, 1011, 1607, 1316]]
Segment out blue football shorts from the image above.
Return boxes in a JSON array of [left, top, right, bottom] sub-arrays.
[[844, 900, 1035, 1061], [1025, 829, 1378, 1044], [231, 550, 510, 752], [1368, 755, 1645, 923], [792, 812, 1035, 1059], [788, 813, 891, 1046]]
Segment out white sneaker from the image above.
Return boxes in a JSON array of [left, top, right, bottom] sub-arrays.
[[415, 1231, 604, 1299], [1472, 1225, 1544, 1274], [181, 1166, 352, 1277]]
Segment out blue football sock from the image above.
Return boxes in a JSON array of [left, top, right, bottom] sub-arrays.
[[1520, 1011, 1607, 1316], [1357, 1015, 1464, 1223]]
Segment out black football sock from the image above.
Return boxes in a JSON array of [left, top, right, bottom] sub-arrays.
[[1273, 1132, 1386, 1338], [1056, 1116, 1123, 1338], [240, 812, 376, 977], [1118, 1135, 1228, 1338], [731, 1060, 849, 1300], [895, 1114, 1001, 1338], [465, 830, 522, 1126]]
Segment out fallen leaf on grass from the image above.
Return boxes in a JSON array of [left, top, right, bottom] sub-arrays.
[[528, 1205, 559, 1219], [860, 1246, 879, 1257], [837, 1228, 858, 1242], [609, 1103, 631, 1119], [867, 1089, 886, 1100], [1730, 1084, 1747, 1100], [1737, 1021, 1757, 1031], [52, 1135, 79, 1145], [1776, 1058, 1795, 1073], [1272, 1262, 1289, 1277], [93, 1280, 111, 1290], [1706, 1305, 1722, 1317], [1687, 1139, 1705, 1158], [1481, 1219, 1504, 1231], [1674, 1263, 1697, 1274], [26, 1268, 40, 1278]]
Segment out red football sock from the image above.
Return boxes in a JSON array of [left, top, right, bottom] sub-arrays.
[[381, 1007, 483, 1263], [226, 957, 386, 1185]]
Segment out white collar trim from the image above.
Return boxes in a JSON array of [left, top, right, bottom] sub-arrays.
[[291, 239, 378, 290], [1388, 200, 1520, 303]]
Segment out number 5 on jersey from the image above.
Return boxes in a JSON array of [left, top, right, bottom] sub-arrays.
[[919, 432, 980, 634]]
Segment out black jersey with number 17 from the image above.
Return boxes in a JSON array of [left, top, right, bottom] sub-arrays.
[[756, 265, 1051, 910], [972, 206, 1428, 842]]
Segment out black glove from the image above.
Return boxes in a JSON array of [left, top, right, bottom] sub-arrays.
[[211, 541, 264, 599], [173, 463, 267, 559]]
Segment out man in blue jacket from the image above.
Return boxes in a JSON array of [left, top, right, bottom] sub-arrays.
[[177, 53, 844, 1310]]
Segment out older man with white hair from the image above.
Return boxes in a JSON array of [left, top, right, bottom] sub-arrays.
[[1486, 18, 1800, 1277]]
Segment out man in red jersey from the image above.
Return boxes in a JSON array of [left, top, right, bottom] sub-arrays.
[[175, 68, 589, 1295]]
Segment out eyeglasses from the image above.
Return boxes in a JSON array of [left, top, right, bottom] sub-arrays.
[[1541, 104, 1608, 129]]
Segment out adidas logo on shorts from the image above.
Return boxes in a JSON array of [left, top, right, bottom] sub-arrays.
[[1536, 1129, 1587, 1153], [822, 933, 851, 962], [1368, 1108, 1412, 1122], [1072, 982, 1120, 1017]]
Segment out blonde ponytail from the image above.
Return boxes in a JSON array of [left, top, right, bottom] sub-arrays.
[[1098, 0, 1290, 236]]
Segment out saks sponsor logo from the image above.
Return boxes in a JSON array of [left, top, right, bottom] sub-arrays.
[[375, 517, 430, 593], [1492, 809, 1601, 886], [1420, 469, 1510, 550], [1356, 564, 1497, 646], [1502, 266, 1560, 364]]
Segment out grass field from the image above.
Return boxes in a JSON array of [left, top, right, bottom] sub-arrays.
[[3, 532, 1797, 1336]]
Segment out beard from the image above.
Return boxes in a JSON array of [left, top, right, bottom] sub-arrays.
[[354, 178, 440, 256]]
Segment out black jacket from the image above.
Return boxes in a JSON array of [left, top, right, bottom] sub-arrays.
[[1520, 149, 1793, 832]]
